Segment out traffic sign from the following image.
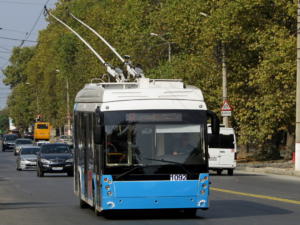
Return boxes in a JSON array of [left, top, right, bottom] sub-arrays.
[[221, 100, 232, 117], [221, 100, 232, 111], [221, 110, 232, 117]]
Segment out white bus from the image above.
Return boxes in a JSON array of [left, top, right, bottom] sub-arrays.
[[208, 126, 237, 175]]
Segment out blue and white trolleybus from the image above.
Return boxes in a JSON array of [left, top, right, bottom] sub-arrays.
[[73, 78, 220, 216]]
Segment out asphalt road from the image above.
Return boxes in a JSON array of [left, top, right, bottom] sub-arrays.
[[0, 150, 300, 225]]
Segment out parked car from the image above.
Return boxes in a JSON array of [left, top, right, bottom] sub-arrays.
[[1, 134, 19, 152], [14, 138, 34, 155], [16, 146, 40, 171], [36, 143, 73, 177]]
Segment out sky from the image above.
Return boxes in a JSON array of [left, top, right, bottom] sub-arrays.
[[0, 0, 58, 110]]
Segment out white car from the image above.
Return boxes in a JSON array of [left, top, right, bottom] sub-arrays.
[[16, 146, 40, 170], [35, 140, 50, 146]]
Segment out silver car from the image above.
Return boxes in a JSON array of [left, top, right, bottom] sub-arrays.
[[16, 146, 40, 170], [14, 138, 34, 155]]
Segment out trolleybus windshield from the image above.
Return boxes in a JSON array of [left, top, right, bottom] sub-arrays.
[[103, 110, 207, 177]]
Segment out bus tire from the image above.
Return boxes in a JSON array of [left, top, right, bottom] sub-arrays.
[[217, 169, 222, 175], [227, 169, 234, 176], [67, 171, 74, 177]]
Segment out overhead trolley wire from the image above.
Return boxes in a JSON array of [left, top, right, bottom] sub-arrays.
[[19, 0, 51, 47], [0, 36, 38, 43]]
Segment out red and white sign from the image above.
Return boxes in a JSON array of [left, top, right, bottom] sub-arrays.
[[221, 100, 232, 117]]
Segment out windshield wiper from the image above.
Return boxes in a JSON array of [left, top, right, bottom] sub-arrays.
[[115, 165, 144, 180], [142, 157, 193, 177]]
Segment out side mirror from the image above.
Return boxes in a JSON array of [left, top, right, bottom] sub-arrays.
[[207, 110, 220, 135], [94, 106, 102, 145]]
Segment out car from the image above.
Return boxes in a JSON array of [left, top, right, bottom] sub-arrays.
[[14, 138, 34, 155], [36, 143, 74, 177], [24, 132, 34, 140], [1, 134, 19, 152], [16, 146, 40, 171], [35, 140, 50, 146]]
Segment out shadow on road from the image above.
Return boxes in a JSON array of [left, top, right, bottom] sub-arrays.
[[97, 200, 292, 220], [0, 201, 55, 210], [99, 209, 205, 220], [205, 200, 292, 219]]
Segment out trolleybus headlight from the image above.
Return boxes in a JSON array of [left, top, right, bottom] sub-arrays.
[[201, 176, 208, 183], [104, 178, 108, 182], [107, 191, 112, 196], [105, 185, 110, 190], [201, 190, 206, 195], [202, 183, 207, 189]]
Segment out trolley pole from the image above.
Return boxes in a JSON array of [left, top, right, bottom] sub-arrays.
[[295, 1, 300, 171]]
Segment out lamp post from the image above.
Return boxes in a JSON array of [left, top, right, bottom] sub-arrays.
[[56, 69, 71, 136], [25, 82, 39, 116], [200, 12, 229, 127], [150, 32, 171, 63]]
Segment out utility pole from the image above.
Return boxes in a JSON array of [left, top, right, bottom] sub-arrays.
[[66, 78, 71, 136], [295, 1, 300, 171], [221, 43, 229, 128]]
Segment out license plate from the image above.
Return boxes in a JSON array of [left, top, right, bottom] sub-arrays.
[[52, 167, 63, 171], [170, 174, 187, 181]]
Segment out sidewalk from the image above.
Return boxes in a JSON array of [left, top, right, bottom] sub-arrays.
[[236, 160, 300, 177]]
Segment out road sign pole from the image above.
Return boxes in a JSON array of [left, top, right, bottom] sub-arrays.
[[221, 43, 229, 128], [295, 1, 300, 171]]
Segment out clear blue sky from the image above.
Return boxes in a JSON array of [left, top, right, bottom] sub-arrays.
[[0, 0, 58, 110]]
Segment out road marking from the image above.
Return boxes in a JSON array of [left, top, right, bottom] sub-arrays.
[[211, 187, 300, 205]]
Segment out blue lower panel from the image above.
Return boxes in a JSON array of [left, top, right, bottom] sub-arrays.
[[102, 196, 208, 210], [101, 173, 209, 210]]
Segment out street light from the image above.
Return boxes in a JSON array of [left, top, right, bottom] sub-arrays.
[[56, 69, 71, 136], [150, 32, 171, 63], [25, 82, 39, 116], [200, 12, 229, 128]]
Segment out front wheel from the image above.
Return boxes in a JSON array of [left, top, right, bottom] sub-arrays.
[[67, 171, 74, 177], [37, 166, 44, 177], [227, 169, 234, 176], [16, 163, 21, 171]]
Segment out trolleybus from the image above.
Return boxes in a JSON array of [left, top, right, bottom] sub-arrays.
[[73, 78, 220, 216]]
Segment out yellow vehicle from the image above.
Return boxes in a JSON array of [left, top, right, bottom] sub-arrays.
[[34, 122, 51, 141]]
